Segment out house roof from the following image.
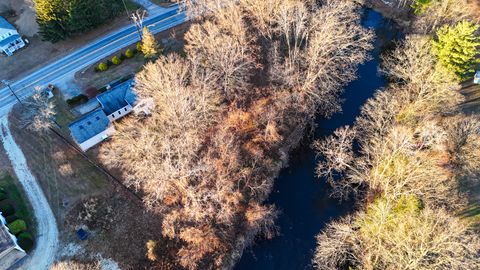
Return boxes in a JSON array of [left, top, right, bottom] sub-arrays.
[[0, 17, 15, 31], [68, 109, 110, 144], [97, 80, 137, 115], [0, 34, 21, 48]]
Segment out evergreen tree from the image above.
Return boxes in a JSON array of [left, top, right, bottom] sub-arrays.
[[432, 21, 480, 79], [34, 0, 124, 42], [411, 0, 433, 14], [141, 27, 158, 59]]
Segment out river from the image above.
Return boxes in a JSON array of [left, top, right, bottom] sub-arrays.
[[236, 8, 400, 270]]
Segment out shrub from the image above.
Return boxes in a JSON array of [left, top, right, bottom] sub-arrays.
[[8, 219, 27, 235], [5, 215, 18, 223], [112, 56, 122, 65], [136, 42, 143, 53], [98, 62, 108, 72], [125, 48, 135, 58], [66, 94, 89, 106], [0, 192, 6, 201], [17, 232, 34, 251], [0, 203, 15, 216], [119, 53, 126, 61]]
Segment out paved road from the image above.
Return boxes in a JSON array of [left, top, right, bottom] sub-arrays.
[[0, 4, 186, 116]]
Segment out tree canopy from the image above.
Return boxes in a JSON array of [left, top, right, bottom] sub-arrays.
[[432, 21, 480, 79], [34, 0, 125, 42]]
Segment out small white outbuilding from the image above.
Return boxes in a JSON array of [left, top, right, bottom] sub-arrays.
[[474, 71, 480, 84]]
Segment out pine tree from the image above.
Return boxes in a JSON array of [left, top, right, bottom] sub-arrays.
[[432, 21, 480, 79], [141, 27, 158, 59], [34, 0, 124, 42]]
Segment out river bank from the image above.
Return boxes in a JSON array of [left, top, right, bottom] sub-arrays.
[[235, 8, 401, 270]]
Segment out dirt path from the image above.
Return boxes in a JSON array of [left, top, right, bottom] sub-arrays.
[[0, 116, 59, 270]]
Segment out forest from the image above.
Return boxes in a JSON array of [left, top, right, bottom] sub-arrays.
[[33, 0, 129, 42], [314, 0, 480, 269], [38, 0, 480, 269], [99, 0, 373, 268]]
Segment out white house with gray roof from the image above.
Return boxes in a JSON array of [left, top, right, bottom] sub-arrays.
[[69, 80, 137, 151], [0, 16, 25, 56]]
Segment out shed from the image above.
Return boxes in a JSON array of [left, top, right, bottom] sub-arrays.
[[474, 71, 480, 84]]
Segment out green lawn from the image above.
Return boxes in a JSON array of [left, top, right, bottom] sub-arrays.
[[0, 174, 35, 235], [151, 0, 176, 7]]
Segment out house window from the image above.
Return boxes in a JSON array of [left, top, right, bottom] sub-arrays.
[[118, 111, 121, 115], [124, 108, 127, 111]]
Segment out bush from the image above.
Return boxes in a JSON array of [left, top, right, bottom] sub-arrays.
[[112, 56, 122, 65], [136, 42, 143, 53], [119, 53, 126, 61], [0, 192, 6, 201], [125, 48, 135, 58], [66, 94, 89, 106], [8, 219, 27, 235], [5, 215, 18, 223], [98, 62, 108, 72], [17, 232, 34, 251], [0, 202, 15, 216]]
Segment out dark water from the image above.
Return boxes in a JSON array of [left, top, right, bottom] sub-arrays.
[[236, 9, 399, 270]]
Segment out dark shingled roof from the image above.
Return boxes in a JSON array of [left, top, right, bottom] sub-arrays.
[[97, 80, 136, 115], [68, 109, 110, 144], [0, 34, 21, 48], [0, 17, 15, 31]]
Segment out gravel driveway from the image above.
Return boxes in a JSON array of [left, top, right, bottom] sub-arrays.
[[0, 116, 59, 270]]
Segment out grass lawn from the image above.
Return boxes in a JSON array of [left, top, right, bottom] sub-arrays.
[[0, 174, 35, 235], [151, 0, 176, 7], [9, 98, 113, 223]]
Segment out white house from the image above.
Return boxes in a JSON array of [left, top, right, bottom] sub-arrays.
[[0, 16, 25, 56], [69, 80, 137, 151]]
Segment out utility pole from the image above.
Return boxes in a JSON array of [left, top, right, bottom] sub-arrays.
[[1, 80, 23, 106]]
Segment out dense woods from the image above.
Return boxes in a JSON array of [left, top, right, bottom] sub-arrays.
[[34, 0, 127, 42], [100, 0, 373, 268], [313, 0, 480, 269]]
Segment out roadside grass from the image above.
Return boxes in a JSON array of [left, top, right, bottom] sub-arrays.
[[151, 0, 177, 7], [125, 0, 141, 11], [77, 52, 145, 89], [52, 87, 77, 135], [0, 173, 36, 235], [9, 102, 113, 222], [74, 22, 190, 90]]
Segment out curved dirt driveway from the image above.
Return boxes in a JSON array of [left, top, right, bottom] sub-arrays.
[[0, 116, 59, 270]]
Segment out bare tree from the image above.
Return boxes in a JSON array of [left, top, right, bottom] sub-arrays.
[[49, 261, 100, 270], [185, 4, 257, 101], [412, 0, 476, 34], [314, 200, 480, 270], [269, 0, 374, 116], [100, 54, 222, 207], [21, 86, 56, 133]]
